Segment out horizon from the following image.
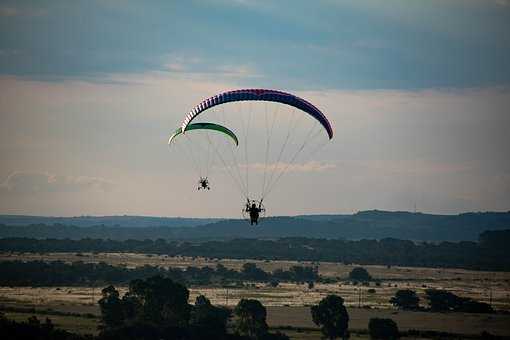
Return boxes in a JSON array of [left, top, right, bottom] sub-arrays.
[[1, 208, 510, 220]]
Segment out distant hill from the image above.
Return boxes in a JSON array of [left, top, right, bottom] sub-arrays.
[[0, 215, 220, 228], [170, 211, 510, 241], [1, 210, 509, 241]]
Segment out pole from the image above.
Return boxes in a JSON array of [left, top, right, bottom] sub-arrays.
[[358, 288, 361, 308]]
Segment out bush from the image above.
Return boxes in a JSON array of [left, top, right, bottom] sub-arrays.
[[425, 289, 493, 313], [368, 318, 399, 339], [389, 290, 419, 310], [349, 267, 372, 282]]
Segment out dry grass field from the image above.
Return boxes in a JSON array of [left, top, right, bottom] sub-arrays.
[[1, 252, 510, 338], [2, 252, 509, 310], [3, 311, 98, 335], [3, 303, 510, 338], [266, 306, 510, 336]]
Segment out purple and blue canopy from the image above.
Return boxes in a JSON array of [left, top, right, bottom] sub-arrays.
[[181, 89, 333, 139]]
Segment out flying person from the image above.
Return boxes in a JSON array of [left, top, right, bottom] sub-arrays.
[[168, 122, 239, 193], [245, 199, 264, 225], [198, 177, 210, 190]]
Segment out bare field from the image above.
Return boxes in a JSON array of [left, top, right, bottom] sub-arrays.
[[267, 306, 510, 336], [4, 311, 98, 335], [3, 303, 510, 338], [2, 252, 510, 310], [1, 279, 508, 312], [0, 283, 399, 308], [2, 252, 510, 338]]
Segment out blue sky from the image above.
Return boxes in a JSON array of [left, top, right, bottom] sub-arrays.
[[1, 0, 509, 217], [1, 0, 509, 89]]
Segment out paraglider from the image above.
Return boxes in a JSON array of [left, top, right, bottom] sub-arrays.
[[245, 199, 265, 226], [168, 122, 239, 146], [198, 177, 210, 190], [171, 89, 334, 224], [168, 122, 239, 193]]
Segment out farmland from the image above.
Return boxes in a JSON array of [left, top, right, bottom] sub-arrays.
[[1, 252, 508, 309], [1, 252, 510, 338]]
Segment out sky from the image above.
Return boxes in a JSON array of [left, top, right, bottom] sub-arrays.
[[0, 0, 509, 217]]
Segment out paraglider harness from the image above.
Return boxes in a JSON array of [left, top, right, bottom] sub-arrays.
[[244, 199, 265, 226], [198, 177, 210, 190]]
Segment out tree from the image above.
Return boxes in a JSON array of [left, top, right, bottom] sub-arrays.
[[311, 295, 349, 340], [458, 298, 493, 313], [97, 277, 243, 340], [120, 291, 142, 321], [190, 295, 231, 339], [368, 318, 399, 339], [242, 263, 270, 281], [98, 285, 125, 329], [127, 276, 191, 326], [290, 265, 319, 282], [425, 289, 493, 313], [425, 289, 463, 312], [389, 290, 419, 310], [234, 299, 269, 339], [348, 267, 372, 282]]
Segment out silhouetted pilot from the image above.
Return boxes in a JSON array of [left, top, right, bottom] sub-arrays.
[[245, 199, 263, 225], [198, 177, 210, 190]]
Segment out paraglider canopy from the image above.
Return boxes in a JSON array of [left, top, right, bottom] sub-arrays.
[[181, 89, 333, 139], [169, 122, 239, 146]]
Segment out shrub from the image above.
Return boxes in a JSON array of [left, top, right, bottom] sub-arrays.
[[389, 290, 419, 310], [368, 318, 399, 339], [349, 267, 372, 282]]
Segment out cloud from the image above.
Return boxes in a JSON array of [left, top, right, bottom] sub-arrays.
[[338, 160, 474, 176], [1, 74, 509, 216], [239, 161, 336, 173], [1, 172, 114, 194], [0, 6, 46, 17], [0, 7, 17, 16], [162, 55, 260, 80], [1, 1, 509, 89], [0, 49, 19, 56], [495, 0, 510, 6]]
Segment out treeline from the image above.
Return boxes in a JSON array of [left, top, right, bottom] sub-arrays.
[[390, 289, 494, 314], [0, 215, 218, 228], [2, 210, 510, 241], [1, 233, 509, 270], [0, 260, 318, 287]]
